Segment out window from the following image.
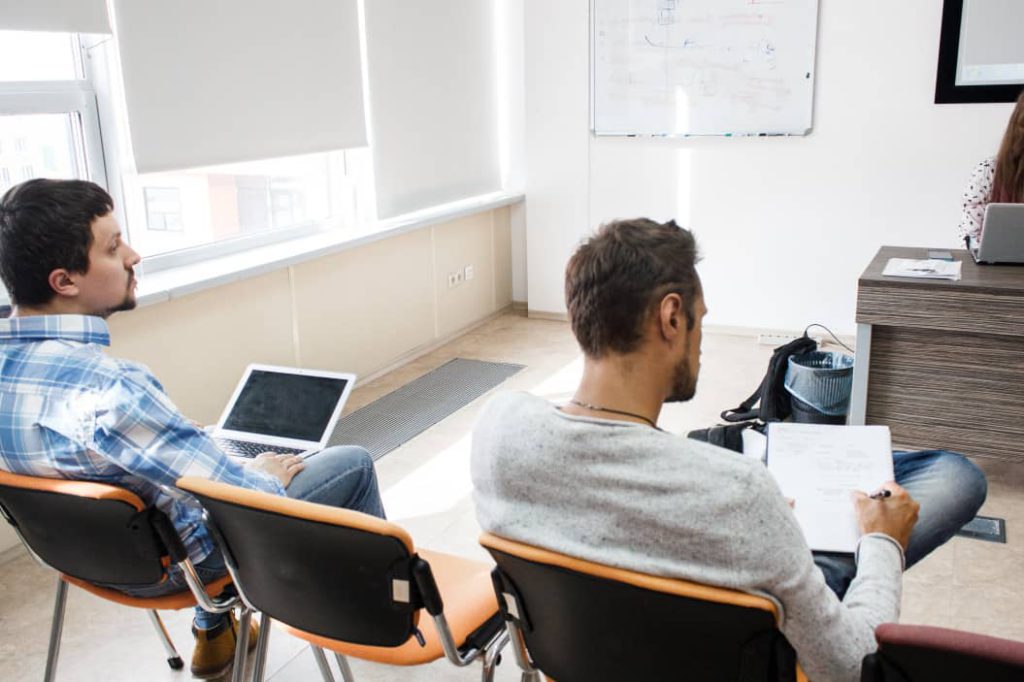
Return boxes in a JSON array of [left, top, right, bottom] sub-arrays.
[[119, 149, 373, 263], [88, 32, 375, 268], [1, 27, 376, 283], [0, 31, 104, 197]]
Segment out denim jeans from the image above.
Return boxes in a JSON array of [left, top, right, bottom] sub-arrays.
[[113, 445, 385, 628], [813, 449, 987, 599]]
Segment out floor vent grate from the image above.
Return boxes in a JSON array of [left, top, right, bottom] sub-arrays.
[[329, 358, 524, 461]]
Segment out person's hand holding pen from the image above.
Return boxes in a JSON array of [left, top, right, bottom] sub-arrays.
[[852, 482, 920, 551]]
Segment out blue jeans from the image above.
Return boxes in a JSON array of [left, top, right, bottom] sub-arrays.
[[114, 446, 385, 628], [813, 449, 987, 599]]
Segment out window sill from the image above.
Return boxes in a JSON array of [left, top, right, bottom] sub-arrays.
[[129, 191, 523, 308]]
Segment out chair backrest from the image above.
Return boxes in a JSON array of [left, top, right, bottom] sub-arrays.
[[0, 470, 170, 586], [178, 477, 426, 648], [481, 533, 799, 682], [861, 623, 1024, 682]]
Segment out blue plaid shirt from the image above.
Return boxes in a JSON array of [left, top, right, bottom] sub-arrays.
[[0, 315, 285, 564]]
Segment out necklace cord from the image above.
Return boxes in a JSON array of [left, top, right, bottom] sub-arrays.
[[568, 399, 660, 429]]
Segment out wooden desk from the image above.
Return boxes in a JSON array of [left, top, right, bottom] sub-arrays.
[[849, 246, 1024, 462]]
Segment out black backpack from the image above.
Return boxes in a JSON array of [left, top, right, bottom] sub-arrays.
[[721, 335, 818, 423], [687, 335, 818, 452]]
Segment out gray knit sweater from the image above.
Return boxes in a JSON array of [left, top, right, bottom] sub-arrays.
[[471, 391, 904, 682]]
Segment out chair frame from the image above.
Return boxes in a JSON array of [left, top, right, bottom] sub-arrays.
[[0, 472, 249, 682], [181, 481, 508, 682], [481, 532, 807, 682]]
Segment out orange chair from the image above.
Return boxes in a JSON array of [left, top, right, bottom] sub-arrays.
[[481, 532, 808, 682], [177, 477, 508, 681], [0, 470, 247, 682]]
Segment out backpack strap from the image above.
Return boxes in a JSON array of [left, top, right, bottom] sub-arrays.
[[721, 376, 767, 422]]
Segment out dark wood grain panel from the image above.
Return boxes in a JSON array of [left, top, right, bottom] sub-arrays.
[[858, 283, 1024, 336], [865, 325, 1024, 462]]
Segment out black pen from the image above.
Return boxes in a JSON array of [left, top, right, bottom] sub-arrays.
[[869, 489, 892, 500]]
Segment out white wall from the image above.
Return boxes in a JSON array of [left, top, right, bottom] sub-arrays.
[[497, 0, 528, 302], [523, 0, 1016, 334]]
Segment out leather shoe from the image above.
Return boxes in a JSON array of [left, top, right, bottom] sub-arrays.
[[190, 611, 258, 679]]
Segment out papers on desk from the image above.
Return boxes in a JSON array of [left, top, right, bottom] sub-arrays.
[[766, 424, 893, 554], [882, 258, 961, 280]]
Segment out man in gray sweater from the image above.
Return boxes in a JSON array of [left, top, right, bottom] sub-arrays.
[[471, 219, 986, 682]]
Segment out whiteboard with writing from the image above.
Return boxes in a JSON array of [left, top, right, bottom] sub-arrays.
[[592, 0, 819, 137]]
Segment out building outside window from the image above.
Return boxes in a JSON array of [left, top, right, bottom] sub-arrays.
[[142, 186, 183, 232]]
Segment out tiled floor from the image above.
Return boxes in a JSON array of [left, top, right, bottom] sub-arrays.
[[0, 312, 1021, 681]]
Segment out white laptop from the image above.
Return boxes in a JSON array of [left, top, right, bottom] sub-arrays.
[[968, 204, 1024, 264], [211, 364, 355, 459]]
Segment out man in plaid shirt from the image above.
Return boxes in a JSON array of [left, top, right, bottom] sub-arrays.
[[0, 179, 384, 678]]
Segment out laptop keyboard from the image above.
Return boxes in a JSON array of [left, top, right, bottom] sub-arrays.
[[215, 438, 304, 458]]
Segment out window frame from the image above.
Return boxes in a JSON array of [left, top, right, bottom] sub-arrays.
[[0, 81, 108, 190]]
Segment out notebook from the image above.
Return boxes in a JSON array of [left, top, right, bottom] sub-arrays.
[[211, 364, 355, 458], [766, 423, 893, 553], [969, 203, 1024, 264]]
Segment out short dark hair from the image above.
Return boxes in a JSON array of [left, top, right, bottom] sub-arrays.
[[565, 218, 701, 357], [0, 179, 113, 306]]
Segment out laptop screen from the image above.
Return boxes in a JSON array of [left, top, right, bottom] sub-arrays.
[[222, 370, 350, 442]]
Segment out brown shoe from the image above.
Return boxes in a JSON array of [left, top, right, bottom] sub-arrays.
[[190, 612, 259, 679]]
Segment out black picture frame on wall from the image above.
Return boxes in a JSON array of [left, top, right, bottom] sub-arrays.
[[935, 0, 1024, 104]]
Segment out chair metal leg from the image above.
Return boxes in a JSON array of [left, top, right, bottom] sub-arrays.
[[310, 646, 335, 682], [230, 609, 253, 682], [480, 628, 509, 682], [44, 578, 69, 682], [250, 614, 272, 682], [481, 657, 497, 682], [506, 621, 539, 679], [334, 653, 355, 682], [147, 610, 184, 670]]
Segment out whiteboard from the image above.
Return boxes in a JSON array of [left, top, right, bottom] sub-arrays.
[[592, 0, 819, 137]]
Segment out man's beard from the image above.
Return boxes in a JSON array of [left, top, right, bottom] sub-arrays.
[[102, 277, 138, 317], [105, 295, 137, 317], [666, 356, 698, 403]]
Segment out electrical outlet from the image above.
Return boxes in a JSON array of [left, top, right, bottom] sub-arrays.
[[447, 272, 457, 288], [757, 332, 826, 347], [464, 265, 475, 281], [454, 270, 464, 285], [756, 333, 801, 346]]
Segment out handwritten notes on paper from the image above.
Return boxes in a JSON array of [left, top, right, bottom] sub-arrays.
[[766, 424, 893, 553]]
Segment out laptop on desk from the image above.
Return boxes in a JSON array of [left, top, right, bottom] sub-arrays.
[[968, 204, 1024, 264], [211, 364, 355, 459]]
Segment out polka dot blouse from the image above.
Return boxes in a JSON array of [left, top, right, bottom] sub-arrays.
[[958, 157, 995, 244]]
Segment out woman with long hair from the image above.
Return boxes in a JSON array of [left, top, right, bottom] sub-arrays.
[[959, 90, 1024, 244]]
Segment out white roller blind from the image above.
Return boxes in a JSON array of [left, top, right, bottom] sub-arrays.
[[113, 0, 367, 173], [365, 0, 501, 218], [0, 0, 110, 33]]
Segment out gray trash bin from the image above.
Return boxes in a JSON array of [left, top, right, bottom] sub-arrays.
[[784, 351, 855, 424]]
